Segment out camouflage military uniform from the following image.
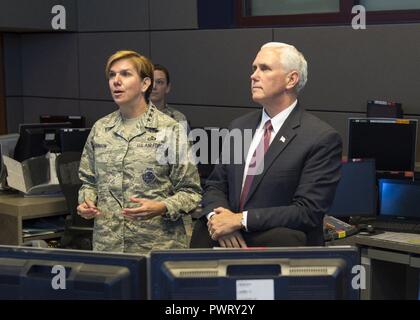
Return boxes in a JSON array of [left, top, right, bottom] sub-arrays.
[[161, 105, 187, 123], [78, 103, 202, 253]]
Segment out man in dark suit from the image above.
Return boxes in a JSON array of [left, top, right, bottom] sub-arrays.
[[190, 42, 342, 248]]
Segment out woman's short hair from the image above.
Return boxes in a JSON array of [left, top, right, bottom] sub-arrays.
[[105, 50, 154, 102]]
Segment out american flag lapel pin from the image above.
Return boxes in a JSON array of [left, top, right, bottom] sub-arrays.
[[280, 136, 286, 143]]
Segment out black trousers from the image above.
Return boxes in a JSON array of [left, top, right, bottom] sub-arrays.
[[190, 217, 307, 248]]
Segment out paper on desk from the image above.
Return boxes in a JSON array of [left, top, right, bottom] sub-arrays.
[[48, 153, 59, 185], [23, 228, 56, 235], [370, 232, 420, 245], [2, 154, 62, 195], [236, 279, 274, 300], [2, 155, 27, 193]]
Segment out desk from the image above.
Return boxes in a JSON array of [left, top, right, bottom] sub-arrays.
[[347, 232, 420, 299], [0, 193, 68, 245]]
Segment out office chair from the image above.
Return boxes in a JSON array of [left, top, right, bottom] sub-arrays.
[[56, 152, 93, 250]]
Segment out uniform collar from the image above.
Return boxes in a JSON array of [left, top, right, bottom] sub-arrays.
[[143, 102, 159, 129], [104, 102, 159, 130]]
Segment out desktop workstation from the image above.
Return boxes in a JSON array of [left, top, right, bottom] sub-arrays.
[[324, 118, 420, 299], [2, 116, 420, 299], [0, 123, 361, 300], [0, 120, 91, 247], [0, 193, 67, 245], [328, 230, 420, 299], [352, 232, 420, 300], [4, 0, 420, 303], [0, 245, 148, 299], [0, 244, 360, 300], [370, 179, 420, 300]]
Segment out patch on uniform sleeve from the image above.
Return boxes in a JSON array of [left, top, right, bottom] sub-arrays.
[[142, 167, 156, 184]]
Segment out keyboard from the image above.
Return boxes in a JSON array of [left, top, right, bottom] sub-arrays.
[[371, 220, 420, 234]]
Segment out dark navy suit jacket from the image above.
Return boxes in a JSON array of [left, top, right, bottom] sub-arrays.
[[200, 104, 343, 245]]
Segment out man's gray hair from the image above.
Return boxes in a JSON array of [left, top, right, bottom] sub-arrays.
[[261, 42, 308, 93]]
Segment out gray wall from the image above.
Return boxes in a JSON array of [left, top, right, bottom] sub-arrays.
[[0, 0, 77, 31], [3, 0, 420, 160]]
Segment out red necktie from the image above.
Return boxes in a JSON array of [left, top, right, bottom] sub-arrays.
[[239, 119, 273, 211]]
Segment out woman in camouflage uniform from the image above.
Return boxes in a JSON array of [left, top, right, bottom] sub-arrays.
[[77, 51, 201, 253]]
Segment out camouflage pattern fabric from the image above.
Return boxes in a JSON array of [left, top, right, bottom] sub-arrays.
[[161, 105, 187, 123], [78, 103, 202, 253]]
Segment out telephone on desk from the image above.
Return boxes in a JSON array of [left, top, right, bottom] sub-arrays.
[[324, 215, 359, 241], [324, 215, 380, 241]]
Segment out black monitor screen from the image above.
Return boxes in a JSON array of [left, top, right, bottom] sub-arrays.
[[14, 122, 72, 162], [0, 245, 147, 299], [59, 128, 91, 153], [150, 247, 360, 300], [190, 127, 224, 180], [379, 179, 420, 220], [327, 159, 377, 217], [40, 115, 85, 128], [348, 118, 417, 172]]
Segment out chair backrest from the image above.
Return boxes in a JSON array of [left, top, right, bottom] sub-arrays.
[[56, 152, 93, 229]]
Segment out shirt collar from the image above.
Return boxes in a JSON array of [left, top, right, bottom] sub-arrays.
[[261, 99, 298, 134]]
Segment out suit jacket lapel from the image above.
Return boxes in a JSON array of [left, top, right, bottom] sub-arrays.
[[243, 104, 302, 208]]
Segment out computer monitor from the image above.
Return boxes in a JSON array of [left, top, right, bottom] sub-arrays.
[[0, 133, 20, 158], [348, 118, 417, 172], [150, 247, 360, 300], [58, 128, 91, 152], [190, 127, 225, 180], [379, 179, 420, 221], [40, 115, 85, 128], [367, 100, 403, 118], [13, 122, 72, 162], [327, 159, 377, 218], [0, 245, 147, 299]]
